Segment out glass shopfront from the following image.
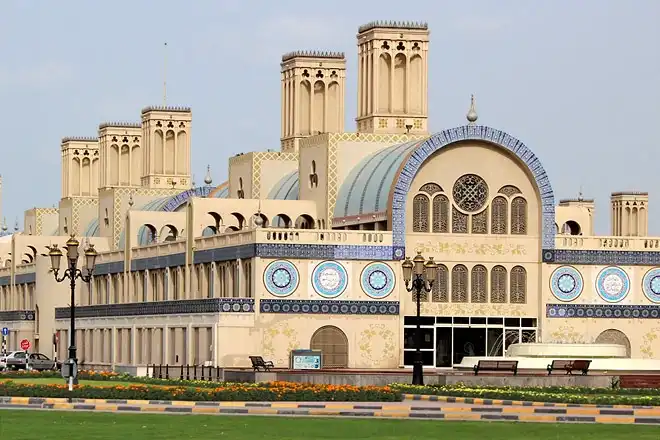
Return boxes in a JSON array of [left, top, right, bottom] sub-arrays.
[[403, 316, 537, 368]]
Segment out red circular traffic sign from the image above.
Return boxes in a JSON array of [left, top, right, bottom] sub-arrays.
[[20, 339, 30, 351]]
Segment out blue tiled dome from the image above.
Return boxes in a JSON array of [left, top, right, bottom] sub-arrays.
[[334, 139, 426, 218], [268, 171, 299, 200]]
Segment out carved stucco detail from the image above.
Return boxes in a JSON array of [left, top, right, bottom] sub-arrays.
[[251, 151, 298, 199], [262, 321, 300, 367], [358, 324, 395, 367]]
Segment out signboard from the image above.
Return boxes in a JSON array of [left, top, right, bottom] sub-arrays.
[[290, 349, 322, 370], [20, 339, 30, 351], [1, 327, 8, 337]]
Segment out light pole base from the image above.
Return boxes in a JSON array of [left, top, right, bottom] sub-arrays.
[[412, 360, 424, 386]]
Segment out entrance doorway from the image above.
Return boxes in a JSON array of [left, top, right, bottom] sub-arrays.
[[310, 326, 348, 368], [453, 328, 486, 365]]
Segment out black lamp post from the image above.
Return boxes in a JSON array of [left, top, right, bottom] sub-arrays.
[[402, 251, 438, 386], [47, 236, 98, 390]]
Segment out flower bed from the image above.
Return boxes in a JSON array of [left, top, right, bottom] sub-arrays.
[[0, 381, 401, 402], [391, 383, 660, 406]]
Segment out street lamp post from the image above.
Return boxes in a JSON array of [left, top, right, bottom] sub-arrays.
[[47, 236, 98, 391], [402, 251, 438, 386]]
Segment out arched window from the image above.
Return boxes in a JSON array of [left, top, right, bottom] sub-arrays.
[[432, 264, 449, 302], [470, 265, 487, 303], [510, 266, 527, 304], [511, 197, 527, 235], [419, 182, 442, 195], [412, 194, 430, 232], [432, 194, 449, 233], [310, 326, 348, 368], [471, 209, 488, 234], [490, 266, 507, 303], [452, 207, 468, 233], [451, 265, 468, 302], [491, 196, 508, 234]]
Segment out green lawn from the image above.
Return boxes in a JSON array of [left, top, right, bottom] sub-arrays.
[[0, 410, 658, 440]]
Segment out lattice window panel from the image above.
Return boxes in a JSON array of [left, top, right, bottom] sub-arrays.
[[451, 206, 468, 233], [470, 265, 487, 303], [412, 194, 430, 232], [490, 266, 507, 303], [432, 264, 449, 302], [490, 196, 508, 234], [451, 265, 468, 302], [511, 197, 528, 235], [310, 326, 348, 368], [432, 194, 449, 233], [471, 208, 488, 234], [510, 266, 527, 304], [498, 185, 521, 197], [419, 182, 443, 196]]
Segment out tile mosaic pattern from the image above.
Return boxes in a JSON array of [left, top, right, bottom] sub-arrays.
[[54, 298, 254, 319], [546, 303, 660, 319], [263, 260, 299, 297], [641, 268, 660, 304], [311, 261, 348, 298], [360, 262, 396, 299], [546, 249, 660, 266], [595, 266, 630, 303], [390, 125, 556, 252], [549, 266, 583, 302], [259, 299, 399, 315], [0, 310, 35, 321], [255, 243, 395, 260]]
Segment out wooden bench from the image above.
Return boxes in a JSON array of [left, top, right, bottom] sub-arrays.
[[250, 356, 274, 372], [473, 360, 518, 375], [547, 359, 591, 375]]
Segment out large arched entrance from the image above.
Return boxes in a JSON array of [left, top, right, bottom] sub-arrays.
[[310, 326, 348, 368], [595, 329, 631, 358]]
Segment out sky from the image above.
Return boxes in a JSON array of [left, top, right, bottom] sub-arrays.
[[0, 0, 658, 235]]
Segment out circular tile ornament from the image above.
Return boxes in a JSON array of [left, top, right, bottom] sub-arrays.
[[549, 266, 583, 302], [595, 266, 630, 303], [360, 262, 396, 299], [642, 268, 660, 304], [263, 260, 299, 297], [312, 261, 348, 298]]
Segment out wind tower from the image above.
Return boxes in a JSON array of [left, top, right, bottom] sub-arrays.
[[280, 51, 346, 152], [355, 21, 430, 134]]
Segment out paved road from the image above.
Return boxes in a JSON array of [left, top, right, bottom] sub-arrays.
[[1, 397, 659, 425]]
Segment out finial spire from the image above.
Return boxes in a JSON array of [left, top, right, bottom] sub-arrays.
[[1, 218, 7, 232], [204, 165, 213, 186], [128, 192, 134, 208], [466, 94, 478, 125], [578, 185, 584, 202], [13, 218, 18, 232], [163, 42, 168, 107]]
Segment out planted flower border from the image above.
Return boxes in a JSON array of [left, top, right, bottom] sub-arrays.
[[1, 371, 659, 405]]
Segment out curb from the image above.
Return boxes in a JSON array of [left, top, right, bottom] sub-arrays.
[[402, 394, 660, 410], [0, 401, 659, 425]]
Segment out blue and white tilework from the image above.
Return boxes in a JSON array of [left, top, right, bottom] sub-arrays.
[[595, 266, 630, 303], [390, 125, 556, 253], [260, 299, 399, 315], [642, 268, 660, 304], [360, 262, 396, 299], [549, 266, 583, 302], [263, 260, 299, 297], [546, 303, 660, 320], [311, 261, 349, 298], [256, 243, 393, 261], [547, 249, 660, 266]]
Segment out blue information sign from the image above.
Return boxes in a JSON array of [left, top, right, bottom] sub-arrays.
[[1, 327, 8, 337]]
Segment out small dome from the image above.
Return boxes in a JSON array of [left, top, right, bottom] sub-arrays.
[[204, 165, 213, 186], [254, 212, 264, 227]]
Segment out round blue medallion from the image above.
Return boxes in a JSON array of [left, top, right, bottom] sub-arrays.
[[642, 268, 660, 304], [311, 261, 348, 298], [360, 262, 396, 299], [595, 266, 630, 303], [549, 266, 583, 302], [263, 260, 299, 297]]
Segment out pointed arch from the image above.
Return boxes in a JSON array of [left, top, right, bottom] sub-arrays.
[[389, 125, 556, 257]]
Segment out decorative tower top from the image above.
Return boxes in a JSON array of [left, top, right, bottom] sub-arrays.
[[204, 165, 213, 186], [466, 95, 478, 125]]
